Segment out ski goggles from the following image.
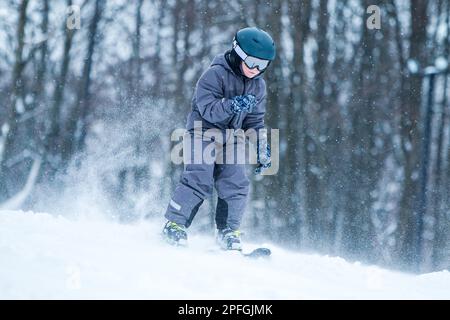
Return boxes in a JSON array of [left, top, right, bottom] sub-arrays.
[[233, 41, 270, 71]]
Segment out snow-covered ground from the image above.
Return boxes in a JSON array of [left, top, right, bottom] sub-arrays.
[[0, 210, 449, 299]]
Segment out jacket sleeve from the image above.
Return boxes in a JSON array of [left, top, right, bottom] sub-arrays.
[[195, 67, 234, 124], [242, 79, 266, 131]]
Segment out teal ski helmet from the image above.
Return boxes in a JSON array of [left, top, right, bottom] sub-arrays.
[[232, 27, 276, 71]]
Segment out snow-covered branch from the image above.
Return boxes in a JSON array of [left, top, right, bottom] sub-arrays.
[[0, 157, 42, 210]]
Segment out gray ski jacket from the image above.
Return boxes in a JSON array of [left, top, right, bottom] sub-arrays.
[[186, 52, 266, 132]]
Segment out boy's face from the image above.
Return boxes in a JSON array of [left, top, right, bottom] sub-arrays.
[[241, 61, 261, 78]]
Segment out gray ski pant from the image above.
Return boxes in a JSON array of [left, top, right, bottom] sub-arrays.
[[165, 129, 249, 230]]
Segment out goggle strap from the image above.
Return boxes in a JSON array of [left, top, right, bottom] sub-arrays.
[[233, 41, 248, 61]]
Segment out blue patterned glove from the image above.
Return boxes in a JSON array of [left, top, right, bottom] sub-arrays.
[[230, 94, 257, 114], [255, 139, 271, 174]]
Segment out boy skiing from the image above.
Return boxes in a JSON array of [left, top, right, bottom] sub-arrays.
[[163, 27, 276, 250]]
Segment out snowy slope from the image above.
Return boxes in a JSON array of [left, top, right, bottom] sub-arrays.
[[0, 210, 449, 299]]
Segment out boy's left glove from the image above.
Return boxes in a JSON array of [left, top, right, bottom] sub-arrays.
[[255, 137, 271, 174], [230, 94, 257, 113]]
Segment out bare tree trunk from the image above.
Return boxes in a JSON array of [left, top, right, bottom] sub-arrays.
[[397, 0, 429, 268], [250, 0, 282, 240], [32, 0, 49, 107], [26, 0, 49, 145], [342, 0, 378, 259], [0, 0, 30, 198], [305, 0, 330, 250], [168, 0, 196, 194], [177, 0, 195, 103], [45, 0, 75, 167], [167, 0, 183, 190], [327, 0, 347, 255], [131, 0, 144, 102], [171, 0, 182, 104], [443, 0, 450, 270], [62, 0, 104, 163], [286, 0, 311, 246], [431, 0, 450, 269], [151, 0, 167, 98]]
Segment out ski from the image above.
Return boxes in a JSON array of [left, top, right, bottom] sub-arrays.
[[241, 247, 271, 259], [206, 246, 271, 259]]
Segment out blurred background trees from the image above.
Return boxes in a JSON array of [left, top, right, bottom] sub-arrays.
[[0, 0, 449, 272]]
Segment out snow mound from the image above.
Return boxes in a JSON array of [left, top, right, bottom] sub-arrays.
[[0, 210, 449, 299]]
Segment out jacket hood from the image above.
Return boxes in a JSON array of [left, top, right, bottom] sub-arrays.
[[211, 53, 234, 73]]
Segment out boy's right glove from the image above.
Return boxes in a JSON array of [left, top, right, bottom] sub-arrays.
[[255, 135, 271, 174], [230, 94, 257, 113]]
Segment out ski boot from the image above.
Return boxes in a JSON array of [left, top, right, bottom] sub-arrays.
[[162, 221, 188, 246], [217, 228, 242, 251]]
